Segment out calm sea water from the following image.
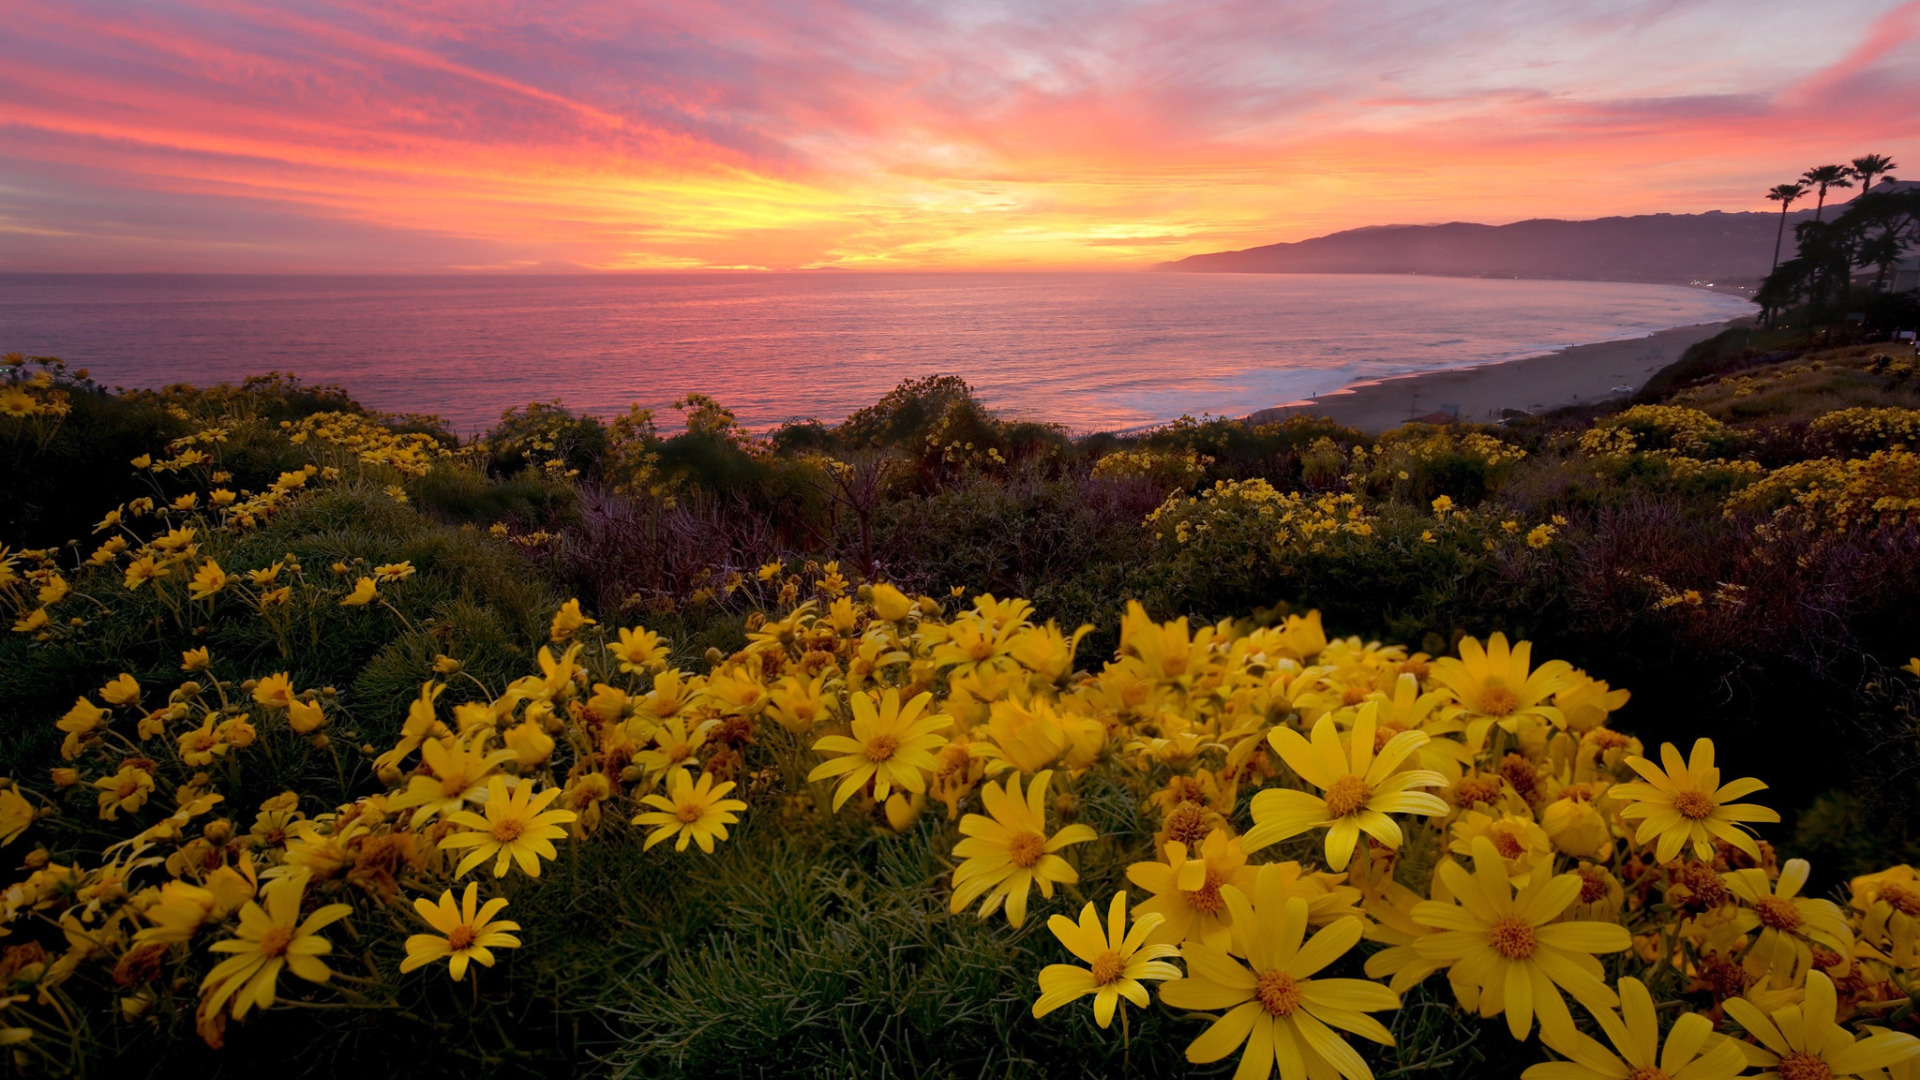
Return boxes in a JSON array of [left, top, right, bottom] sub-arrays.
[[0, 272, 1752, 433]]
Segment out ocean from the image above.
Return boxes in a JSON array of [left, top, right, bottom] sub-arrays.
[[0, 272, 1753, 433]]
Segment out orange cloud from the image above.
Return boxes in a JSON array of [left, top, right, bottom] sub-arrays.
[[1, 0, 1915, 271]]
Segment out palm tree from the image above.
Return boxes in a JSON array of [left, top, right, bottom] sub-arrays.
[[1766, 182, 1808, 275], [1801, 164, 1856, 221], [1851, 153, 1898, 197]]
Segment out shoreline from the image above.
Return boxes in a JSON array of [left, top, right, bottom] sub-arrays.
[[1246, 317, 1752, 432]]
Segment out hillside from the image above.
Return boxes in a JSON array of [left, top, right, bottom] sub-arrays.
[[2, 342, 1920, 1077], [1156, 198, 1871, 285]]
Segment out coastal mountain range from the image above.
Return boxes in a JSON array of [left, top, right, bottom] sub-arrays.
[[1156, 190, 1892, 287]]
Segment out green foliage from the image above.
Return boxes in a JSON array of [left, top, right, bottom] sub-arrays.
[[871, 473, 1155, 642], [1633, 325, 1809, 401], [409, 461, 580, 527], [1138, 414, 1369, 481], [481, 400, 610, 478], [836, 374, 981, 450]]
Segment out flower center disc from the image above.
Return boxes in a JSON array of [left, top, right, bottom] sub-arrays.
[[1492, 830, 1526, 860], [1163, 803, 1213, 849], [1577, 867, 1612, 903], [1776, 1051, 1835, 1080], [1627, 1068, 1673, 1080], [1671, 789, 1715, 820], [1255, 970, 1302, 1016], [1882, 884, 1920, 916], [1008, 831, 1045, 868], [446, 925, 477, 951], [675, 801, 705, 824], [1478, 685, 1520, 716], [1324, 774, 1372, 818], [864, 734, 900, 763], [1488, 915, 1537, 959], [1089, 949, 1124, 985], [491, 817, 526, 842], [1184, 871, 1226, 914], [257, 926, 296, 959], [1755, 896, 1804, 931]]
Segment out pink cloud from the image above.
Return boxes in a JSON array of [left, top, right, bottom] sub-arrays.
[[1, 0, 1916, 270]]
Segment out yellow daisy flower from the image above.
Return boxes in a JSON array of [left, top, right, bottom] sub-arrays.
[[767, 672, 833, 735], [869, 582, 914, 622], [929, 613, 1024, 682], [1360, 875, 1449, 994], [287, 698, 327, 735], [1524, 976, 1745, 1080], [633, 768, 748, 853], [549, 599, 595, 641], [389, 734, 516, 827], [135, 879, 228, 946], [1851, 865, 1920, 969], [1610, 738, 1777, 864], [632, 715, 717, 782], [1159, 875, 1398, 1080], [1246, 708, 1449, 870], [950, 770, 1096, 927], [1411, 835, 1631, 1040], [99, 673, 140, 706], [1723, 859, 1854, 987], [1032, 891, 1180, 1029], [200, 870, 352, 1020], [177, 714, 226, 767], [92, 765, 153, 820], [439, 776, 577, 878], [806, 688, 951, 811], [1429, 632, 1574, 746], [1117, 601, 1216, 684], [1448, 810, 1554, 887], [55, 697, 107, 759], [1126, 829, 1254, 949], [1724, 971, 1920, 1080], [339, 576, 378, 606], [400, 883, 522, 981], [0, 788, 32, 845], [252, 672, 296, 709], [188, 558, 228, 601], [609, 626, 670, 673], [123, 555, 164, 590]]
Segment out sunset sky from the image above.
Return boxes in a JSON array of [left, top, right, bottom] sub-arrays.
[[3, 0, 1917, 272]]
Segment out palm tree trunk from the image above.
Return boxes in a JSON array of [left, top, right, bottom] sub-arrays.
[[1771, 204, 1789, 273], [1814, 188, 1827, 222]]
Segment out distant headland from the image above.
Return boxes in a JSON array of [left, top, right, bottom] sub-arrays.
[[1155, 184, 1912, 291]]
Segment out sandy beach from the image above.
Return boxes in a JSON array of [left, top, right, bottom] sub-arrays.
[[1248, 317, 1753, 432]]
